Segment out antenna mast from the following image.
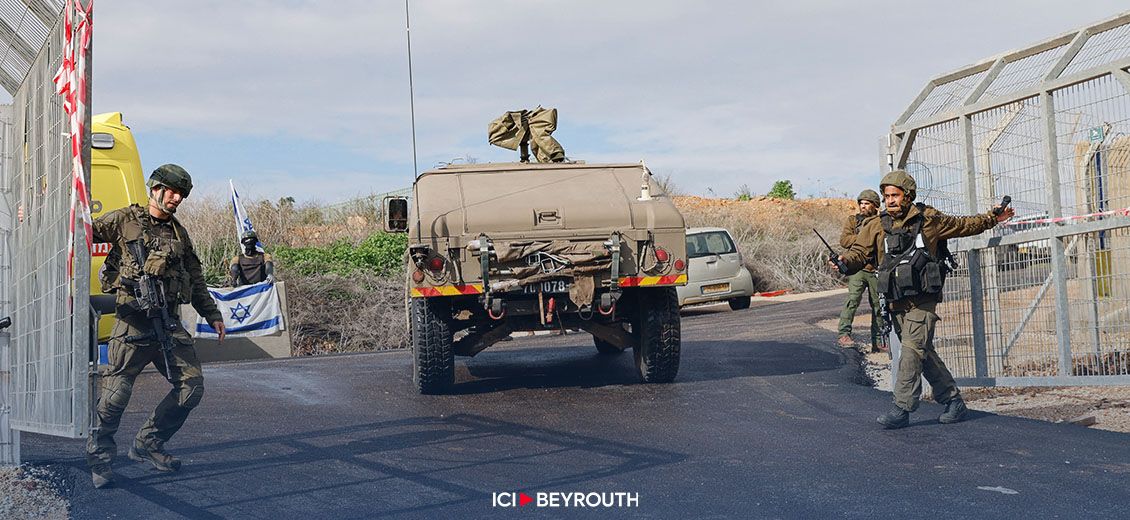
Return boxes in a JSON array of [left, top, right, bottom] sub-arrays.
[[405, 0, 419, 178]]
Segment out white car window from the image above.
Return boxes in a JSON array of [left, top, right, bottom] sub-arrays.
[[687, 231, 735, 258]]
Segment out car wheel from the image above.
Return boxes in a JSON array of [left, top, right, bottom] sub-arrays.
[[728, 297, 751, 310]]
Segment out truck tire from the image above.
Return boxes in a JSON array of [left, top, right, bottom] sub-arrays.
[[594, 336, 623, 355], [411, 297, 454, 394], [633, 287, 680, 383], [728, 297, 751, 310]]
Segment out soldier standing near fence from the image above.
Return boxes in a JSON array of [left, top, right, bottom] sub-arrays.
[[836, 189, 883, 351], [835, 170, 1013, 429], [87, 164, 226, 488]]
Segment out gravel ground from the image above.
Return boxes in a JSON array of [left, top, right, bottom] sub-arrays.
[[0, 465, 69, 520], [820, 314, 1130, 434]]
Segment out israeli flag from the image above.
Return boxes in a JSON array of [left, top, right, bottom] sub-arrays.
[[229, 179, 263, 252], [195, 281, 284, 338]]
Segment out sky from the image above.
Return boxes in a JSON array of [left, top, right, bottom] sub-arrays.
[[69, 0, 1130, 203]]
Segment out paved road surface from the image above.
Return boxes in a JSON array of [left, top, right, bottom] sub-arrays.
[[23, 295, 1130, 519]]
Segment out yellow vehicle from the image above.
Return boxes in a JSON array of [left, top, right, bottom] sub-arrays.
[[90, 112, 148, 341]]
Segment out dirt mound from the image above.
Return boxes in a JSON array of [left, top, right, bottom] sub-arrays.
[[673, 196, 855, 223]]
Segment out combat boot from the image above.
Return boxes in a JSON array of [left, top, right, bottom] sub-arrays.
[[837, 335, 855, 348], [877, 406, 910, 429], [939, 396, 968, 424], [91, 464, 114, 489], [129, 444, 182, 472]]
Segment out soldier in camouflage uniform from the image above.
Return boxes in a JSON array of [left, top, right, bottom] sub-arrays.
[[836, 171, 1013, 429], [87, 164, 226, 488], [836, 189, 882, 350]]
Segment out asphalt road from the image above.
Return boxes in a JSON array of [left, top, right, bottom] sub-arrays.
[[22, 295, 1130, 519]]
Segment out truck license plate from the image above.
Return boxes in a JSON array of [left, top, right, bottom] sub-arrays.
[[524, 280, 569, 294], [702, 283, 730, 295]]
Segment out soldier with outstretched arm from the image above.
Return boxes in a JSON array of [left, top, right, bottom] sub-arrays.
[[834, 170, 1013, 429], [87, 164, 226, 488]]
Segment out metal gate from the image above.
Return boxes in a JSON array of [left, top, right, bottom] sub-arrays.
[[887, 11, 1130, 386], [0, 104, 16, 461], [4, 2, 90, 439]]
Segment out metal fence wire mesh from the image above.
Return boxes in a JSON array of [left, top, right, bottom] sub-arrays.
[[6, 12, 89, 438], [0, 105, 15, 462], [890, 12, 1130, 385]]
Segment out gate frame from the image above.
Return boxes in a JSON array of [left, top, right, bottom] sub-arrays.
[[885, 11, 1130, 387]]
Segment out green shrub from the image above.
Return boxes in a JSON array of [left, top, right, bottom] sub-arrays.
[[734, 184, 753, 201], [273, 232, 407, 276], [767, 180, 795, 200]]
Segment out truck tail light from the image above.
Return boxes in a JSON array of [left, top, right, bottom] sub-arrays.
[[655, 247, 670, 263], [427, 256, 445, 271], [674, 259, 686, 271], [412, 270, 425, 283]]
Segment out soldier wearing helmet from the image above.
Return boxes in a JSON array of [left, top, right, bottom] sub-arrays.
[[835, 170, 1014, 429], [228, 229, 275, 286], [835, 189, 883, 351], [87, 164, 226, 488]]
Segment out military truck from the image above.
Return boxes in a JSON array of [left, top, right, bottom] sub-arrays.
[[387, 162, 687, 393]]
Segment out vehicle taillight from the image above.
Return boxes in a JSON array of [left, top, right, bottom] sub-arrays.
[[412, 270, 425, 283], [674, 259, 686, 271], [427, 256, 445, 271], [655, 247, 670, 263]]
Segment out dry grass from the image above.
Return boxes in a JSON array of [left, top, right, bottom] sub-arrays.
[[674, 196, 855, 292], [175, 195, 397, 354], [283, 270, 408, 354]]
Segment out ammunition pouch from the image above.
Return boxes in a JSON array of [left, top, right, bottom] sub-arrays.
[[884, 233, 915, 256], [878, 209, 947, 302]]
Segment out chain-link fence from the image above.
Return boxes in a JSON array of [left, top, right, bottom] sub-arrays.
[[6, 7, 89, 438], [887, 11, 1130, 385]]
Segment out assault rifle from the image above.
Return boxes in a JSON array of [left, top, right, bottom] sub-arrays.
[[123, 239, 178, 382]]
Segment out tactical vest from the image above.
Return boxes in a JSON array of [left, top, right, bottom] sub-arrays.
[[875, 204, 950, 302], [99, 205, 196, 308], [232, 253, 268, 285]]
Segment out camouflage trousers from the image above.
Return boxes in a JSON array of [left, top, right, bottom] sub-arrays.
[[87, 311, 203, 468], [837, 270, 880, 344], [891, 306, 960, 412]]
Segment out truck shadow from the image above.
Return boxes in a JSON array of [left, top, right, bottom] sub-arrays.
[[455, 340, 844, 394], [51, 414, 684, 519]]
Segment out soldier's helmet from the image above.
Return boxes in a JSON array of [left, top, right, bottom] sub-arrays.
[[857, 189, 880, 205], [147, 164, 193, 197], [240, 230, 258, 244], [880, 170, 916, 202]]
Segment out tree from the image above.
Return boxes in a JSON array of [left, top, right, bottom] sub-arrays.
[[656, 173, 682, 196], [767, 180, 795, 200]]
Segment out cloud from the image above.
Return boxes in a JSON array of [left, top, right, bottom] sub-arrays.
[[81, 0, 1130, 201]]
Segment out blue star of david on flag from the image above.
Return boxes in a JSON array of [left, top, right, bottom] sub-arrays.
[[229, 302, 252, 324]]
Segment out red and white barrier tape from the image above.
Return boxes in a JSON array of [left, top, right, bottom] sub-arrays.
[[1001, 206, 1130, 227], [52, 0, 94, 282]]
